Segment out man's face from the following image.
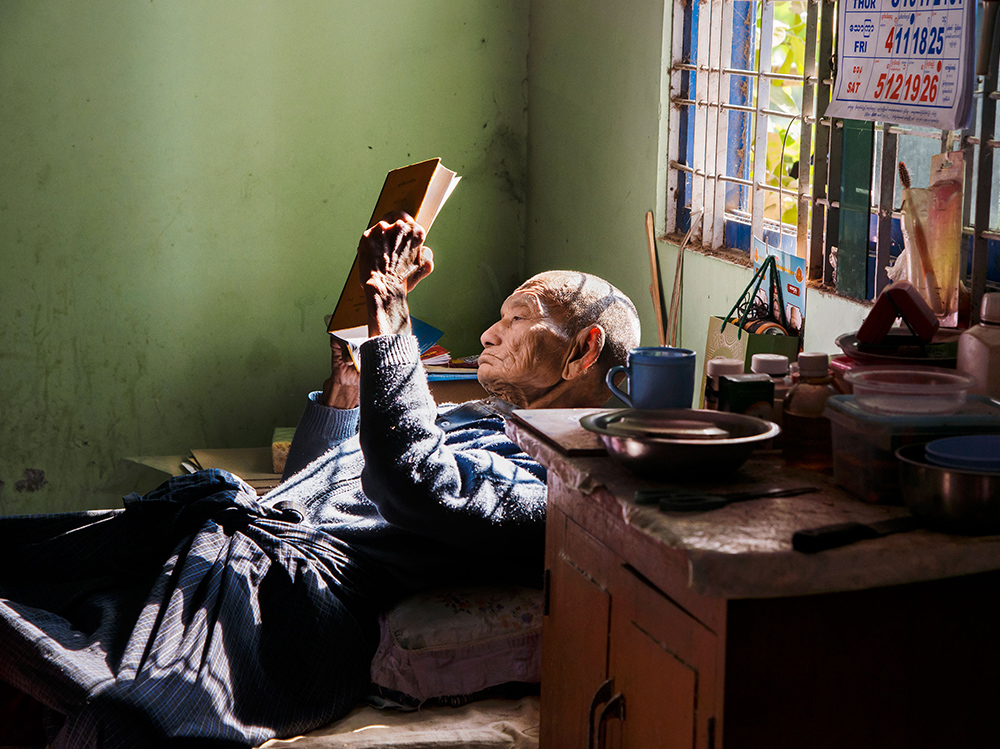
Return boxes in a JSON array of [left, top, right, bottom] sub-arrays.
[[477, 280, 572, 407]]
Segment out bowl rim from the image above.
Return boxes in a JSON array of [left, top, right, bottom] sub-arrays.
[[580, 408, 780, 446], [845, 366, 975, 391], [835, 332, 959, 367]]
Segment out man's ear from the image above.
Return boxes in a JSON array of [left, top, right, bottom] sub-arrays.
[[562, 325, 605, 381]]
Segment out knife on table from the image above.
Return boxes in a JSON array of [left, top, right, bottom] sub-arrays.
[[636, 485, 819, 512], [792, 515, 922, 553]]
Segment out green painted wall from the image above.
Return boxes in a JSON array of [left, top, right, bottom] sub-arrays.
[[0, 0, 529, 513], [526, 0, 669, 340]]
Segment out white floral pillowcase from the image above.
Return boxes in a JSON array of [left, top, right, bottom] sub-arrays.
[[369, 584, 544, 705]]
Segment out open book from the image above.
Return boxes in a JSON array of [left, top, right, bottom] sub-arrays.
[[327, 159, 460, 361]]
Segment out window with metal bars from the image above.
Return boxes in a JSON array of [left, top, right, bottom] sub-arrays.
[[666, 0, 1000, 320]]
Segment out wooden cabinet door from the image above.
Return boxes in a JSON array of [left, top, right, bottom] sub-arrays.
[[605, 564, 718, 749], [540, 512, 612, 749]]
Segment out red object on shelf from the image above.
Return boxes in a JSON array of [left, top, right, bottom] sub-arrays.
[[856, 281, 939, 345], [829, 355, 858, 394]]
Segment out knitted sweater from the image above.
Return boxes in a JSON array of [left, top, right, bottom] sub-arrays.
[[264, 334, 547, 604]]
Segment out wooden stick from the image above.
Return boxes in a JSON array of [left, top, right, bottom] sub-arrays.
[[667, 230, 685, 347], [646, 211, 667, 346], [666, 212, 701, 347]]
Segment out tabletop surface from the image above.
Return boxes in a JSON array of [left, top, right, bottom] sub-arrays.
[[507, 409, 1000, 599]]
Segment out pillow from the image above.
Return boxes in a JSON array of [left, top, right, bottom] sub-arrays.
[[369, 584, 543, 705]]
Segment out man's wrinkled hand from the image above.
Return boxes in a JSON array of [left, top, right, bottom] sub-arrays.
[[358, 212, 434, 293]]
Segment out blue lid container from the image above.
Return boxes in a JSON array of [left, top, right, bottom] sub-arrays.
[[824, 395, 1000, 504]]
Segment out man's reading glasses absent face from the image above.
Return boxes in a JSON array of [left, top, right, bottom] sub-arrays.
[[477, 270, 640, 410]]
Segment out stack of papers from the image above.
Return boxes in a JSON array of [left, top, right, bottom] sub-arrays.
[[420, 344, 451, 366], [423, 366, 480, 381], [420, 346, 481, 380]]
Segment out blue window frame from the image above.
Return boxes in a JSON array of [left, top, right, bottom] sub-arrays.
[[667, 0, 811, 258], [666, 0, 999, 308]]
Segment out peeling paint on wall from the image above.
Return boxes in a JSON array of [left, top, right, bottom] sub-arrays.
[[14, 469, 48, 492], [487, 121, 526, 206]]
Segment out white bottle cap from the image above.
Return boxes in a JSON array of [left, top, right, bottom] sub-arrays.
[[981, 292, 1000, 324], [706, 357, 745, 377], [797, 351, 829, 377], [751, 353, 790, 376]]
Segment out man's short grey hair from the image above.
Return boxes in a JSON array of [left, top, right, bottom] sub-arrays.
[[524, 270, 641, 373]]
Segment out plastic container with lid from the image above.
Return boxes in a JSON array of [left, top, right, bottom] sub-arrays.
[[825, 394, 1000, 504], [844, 367, 974, 415], [782, 352, 838, 470], [957, 292, 1000, 399], [704, 357, 744, 409]]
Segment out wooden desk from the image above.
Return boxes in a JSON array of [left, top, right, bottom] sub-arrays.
[[428, 377, 487, 404], [507, 418, 1000, 749]]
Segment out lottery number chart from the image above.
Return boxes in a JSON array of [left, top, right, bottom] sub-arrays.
[[827, 0, 976, 130]]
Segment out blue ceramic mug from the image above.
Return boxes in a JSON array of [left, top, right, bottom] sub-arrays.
[[606, 346, 697, 409]]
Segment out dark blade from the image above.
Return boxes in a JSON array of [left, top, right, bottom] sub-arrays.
[[792, 516, 921, 553]]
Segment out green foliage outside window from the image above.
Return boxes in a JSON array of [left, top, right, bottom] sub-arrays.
[[758, 0, 810, 227]]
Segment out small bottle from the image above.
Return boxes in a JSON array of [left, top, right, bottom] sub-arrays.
[[704, 357, 745, 409], [782, 352, 838, 470], [958, 292, 1000, 399], [750, 353, 792, 427]]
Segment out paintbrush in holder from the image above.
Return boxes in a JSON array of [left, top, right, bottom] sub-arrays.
[[898, 158, 962, 327]]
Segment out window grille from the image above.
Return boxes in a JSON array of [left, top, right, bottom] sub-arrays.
[[667, 0, 1000, 316], [667, 0, 819, 256]]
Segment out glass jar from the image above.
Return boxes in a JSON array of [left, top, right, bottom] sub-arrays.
[[782, 352, 837, 470]]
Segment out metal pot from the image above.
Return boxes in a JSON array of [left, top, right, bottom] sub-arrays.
[[896, 442, 1000, 534]]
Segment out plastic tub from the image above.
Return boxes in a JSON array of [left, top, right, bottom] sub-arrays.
[[843, 367, 974, 415], [824, 395, 1000, 504]]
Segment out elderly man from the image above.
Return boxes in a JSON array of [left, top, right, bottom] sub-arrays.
[[0, 214, 640, 747]]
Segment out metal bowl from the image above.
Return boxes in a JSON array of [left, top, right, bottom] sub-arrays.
[[580, 408, 780, 479], [896, 442, 1000, 534]]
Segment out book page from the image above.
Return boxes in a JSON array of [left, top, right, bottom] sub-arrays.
[[329, 324, 368, 370], [415, 163, 460, 231]]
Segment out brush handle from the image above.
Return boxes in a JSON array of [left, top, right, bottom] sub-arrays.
[[903, 188, 943, 314]]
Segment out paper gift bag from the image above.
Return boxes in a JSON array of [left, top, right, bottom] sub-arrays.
[[699, 316, 800, 406], [699, 256, 801, 407]]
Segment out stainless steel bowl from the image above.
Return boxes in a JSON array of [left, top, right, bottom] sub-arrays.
[[896, 442, 1000, 534], [580, 408, 780, 479]]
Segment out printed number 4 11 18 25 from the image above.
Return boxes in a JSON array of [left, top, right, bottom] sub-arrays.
[[884, 24, 946, 56]]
